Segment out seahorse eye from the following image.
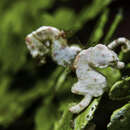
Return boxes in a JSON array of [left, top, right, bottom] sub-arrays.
[[36, 31, 43, 37]]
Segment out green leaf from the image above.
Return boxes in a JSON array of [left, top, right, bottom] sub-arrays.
[[74, 97, 101, 130], [109, 77, 130, 100], [126, 63, 130, 68], [54, 103, 74, 130], [55, 68, 70, 91], [93, 67, 121, 90], [107, 103, 130, 130], [104, 10, 123, 43], [89, 9, 109, 45], [119, 50, 130, 63]]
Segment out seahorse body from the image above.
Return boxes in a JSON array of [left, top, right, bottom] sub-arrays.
[[69, 44, 124, 113], [25, 26, 127, 114]]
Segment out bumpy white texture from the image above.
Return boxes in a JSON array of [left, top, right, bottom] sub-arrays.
[[52, 40, 81, 66], [25, 26, 127, 114], [108, 37, 130, 52], [25, 33, 49, 63], [69, 44, 124, 113], [25, 26, 81, 65]]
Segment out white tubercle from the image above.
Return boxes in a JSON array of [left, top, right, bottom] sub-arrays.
[[116, 61, 125, 69]]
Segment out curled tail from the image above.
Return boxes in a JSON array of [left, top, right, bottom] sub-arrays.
[[108, 37, 130, 52]]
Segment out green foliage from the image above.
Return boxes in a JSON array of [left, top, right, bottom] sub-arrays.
[[54, 103, 74, 130], [107, 103, 130, 130], [78, 0, 112, 25], [119, 50, 130, 63], [93, 67, 121, 91], [0, 67, 63, 126], [88, 9, 109, 45], [104, 10, 123, 43], [35, 101, 57, 130], [0, 0, 129, 130], [74, 97, 101, 130], [109, 77, 130, 100]]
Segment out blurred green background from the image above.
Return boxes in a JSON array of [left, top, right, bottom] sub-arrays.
[[0, 0, 130, 130]]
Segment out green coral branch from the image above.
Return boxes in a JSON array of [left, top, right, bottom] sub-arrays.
[[109, 77, 130, 100], [104, 9, 123, 43], [107, 103, 130, 130], [74, 97, 101, 130], [55, 67, 71, 91], [88, 9, 109, 45], [91, 66, 121, 90], [54, 103, 74, 130]]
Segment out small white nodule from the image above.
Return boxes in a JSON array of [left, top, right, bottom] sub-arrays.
[[116, 61, 125, 69]]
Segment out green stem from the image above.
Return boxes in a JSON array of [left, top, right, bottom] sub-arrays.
[[104, 9, 123, 43]]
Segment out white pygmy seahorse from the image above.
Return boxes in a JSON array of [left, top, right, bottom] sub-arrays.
[[25, 26, 130, 114], [69, 44, 125, 113]]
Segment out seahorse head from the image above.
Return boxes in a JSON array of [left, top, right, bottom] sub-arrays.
[[25, 26, 67, 64], [25, 26, 81, 66], [89, 44, 124, 69]]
